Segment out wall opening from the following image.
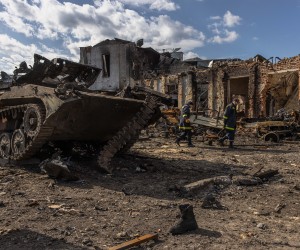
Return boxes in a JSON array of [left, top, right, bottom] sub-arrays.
[[228, 77, 249, 114], [102, 54, 110, 77]]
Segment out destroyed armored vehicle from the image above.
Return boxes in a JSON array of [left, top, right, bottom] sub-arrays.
[[0, 54, 170, 172], [240, 111, 300, 142]]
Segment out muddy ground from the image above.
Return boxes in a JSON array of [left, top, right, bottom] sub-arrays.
[[0, 133, 299, 250]]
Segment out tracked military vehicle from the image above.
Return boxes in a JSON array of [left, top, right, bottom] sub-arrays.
[[0, 54, 170, 172]]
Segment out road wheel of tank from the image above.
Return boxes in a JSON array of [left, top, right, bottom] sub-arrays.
[[11, 129, 26, 156], [23, 105, 43, 137], [264, 132, 279, 143], [0, 133, 11, 159]]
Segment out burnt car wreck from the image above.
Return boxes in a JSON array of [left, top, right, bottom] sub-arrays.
[[0, 54, 171, 173]]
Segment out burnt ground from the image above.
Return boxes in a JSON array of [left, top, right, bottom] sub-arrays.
[[0, 133, 299, 250]]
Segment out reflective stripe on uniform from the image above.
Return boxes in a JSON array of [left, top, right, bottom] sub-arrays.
[[225, 126, 235, 130], [223, 116, 228, 119], [179, 126, 192, 130], [183, 114, 188, 117]]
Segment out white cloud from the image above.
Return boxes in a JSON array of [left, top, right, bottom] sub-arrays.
[[208, 23, 221, 35], [223, 11, 241, 27], [0, 34, 73, 73], [210, 16, 221, 20], [117, 0, 179, 11], [183, 51, 206, 60], [253, 36, 259, 41], [210, 30, 239, 44], [148, 15, 205, 50], [0, 0, 204, 51], [0, 0, 206, 72], [0, 11, 34, 37], [208, 11, 241, 44]]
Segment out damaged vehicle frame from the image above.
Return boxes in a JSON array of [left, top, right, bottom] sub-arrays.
[[0, 54, 171, 172]]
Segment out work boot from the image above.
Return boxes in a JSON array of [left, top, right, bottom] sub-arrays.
[[218, 139, 225, 146], [169, 204, 198, 235], [229, 141, 236, 149], [188, 143, 195, 147], [175, 139, 180, 146]]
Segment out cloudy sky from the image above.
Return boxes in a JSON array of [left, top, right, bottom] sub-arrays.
[[0, 0, 299, 73]]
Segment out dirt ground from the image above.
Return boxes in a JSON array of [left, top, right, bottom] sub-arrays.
[[0, 133, 299, 250]]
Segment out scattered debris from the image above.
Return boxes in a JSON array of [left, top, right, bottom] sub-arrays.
[[180, 175, 232, 193], [0, 201, 5, 207], [294, 184, 300, 191], [232, 176, 263, 186], [82, 238, 93, 246], [253, 209, 271, 216], [48, 204, 62, 209], [257, 223, 267, 230], [274, 203, 286, 213], [253, 169, 279, 179], [40, 159, 79, 181], [108, 233, 158, 250], [201, 193, 226, 210]]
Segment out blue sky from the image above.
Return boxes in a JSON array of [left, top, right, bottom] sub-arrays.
[[1, 0, 300, 73]]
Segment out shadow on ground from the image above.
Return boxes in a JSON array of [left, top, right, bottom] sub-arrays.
[[0, 229, 86, 250]]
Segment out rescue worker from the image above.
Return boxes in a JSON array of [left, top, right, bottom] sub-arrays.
[[218, 98, 240, 148], [175, 101, 195, 147]]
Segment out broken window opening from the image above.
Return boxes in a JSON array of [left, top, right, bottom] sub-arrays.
[[102, 54, 110, 77], [167, 84, 178, 95]]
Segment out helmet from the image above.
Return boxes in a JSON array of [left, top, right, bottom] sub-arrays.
[[186, 100, 193, 105], [233, 98, 240, 104]]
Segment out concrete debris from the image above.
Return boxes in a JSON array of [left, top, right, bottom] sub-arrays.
[[201, 193, 226, 210], [253, 169, 279, 179], [40, 159, 79, 181], [274, 203, 286, 213], [257, 223, 267, 230], [232, 176, 263, 186]]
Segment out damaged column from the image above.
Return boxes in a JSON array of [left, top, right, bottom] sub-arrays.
[[178, 73, 193, 107]]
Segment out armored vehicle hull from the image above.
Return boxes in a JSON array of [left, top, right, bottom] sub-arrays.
[[0, 54, 170, 172]]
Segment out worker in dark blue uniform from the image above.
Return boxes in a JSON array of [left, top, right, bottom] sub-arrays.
[[176, 101, 195, 147], [218, 98, 240, 148]]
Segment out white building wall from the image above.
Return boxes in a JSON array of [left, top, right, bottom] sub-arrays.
[[89, 44, 123, 91]]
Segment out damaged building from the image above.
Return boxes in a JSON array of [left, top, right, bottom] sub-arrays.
[[79, 38, 160, 92], [205, 55, 300, 118], [80, 38, 300, 118]]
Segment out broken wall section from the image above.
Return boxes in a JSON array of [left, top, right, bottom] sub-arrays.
[[207, 61, 261, 118], [80, 39, 160, 92], [144, 72, 193, 108], [260, 56, 300, 116]]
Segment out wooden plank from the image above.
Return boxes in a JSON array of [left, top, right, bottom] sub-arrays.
[[190, 116, 223, 129], [254, 169, 279, 179], [181, 176, 232, 193], [268, 68, 298, 74], [108, 234, 158, 250]]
